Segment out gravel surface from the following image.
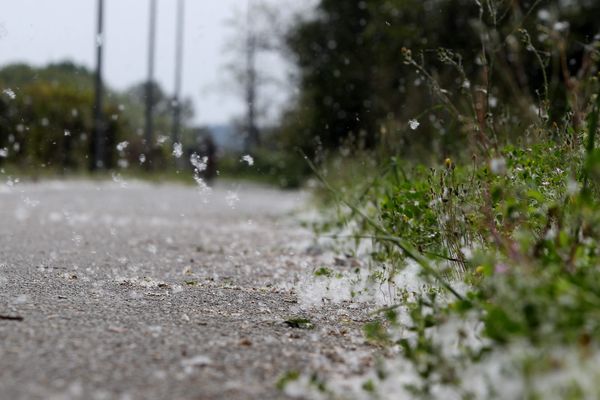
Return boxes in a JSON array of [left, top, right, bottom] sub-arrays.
[[0, 180, 374, 400]]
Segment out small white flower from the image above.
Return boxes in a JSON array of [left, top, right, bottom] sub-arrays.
[[490, 157, 507, 175], [567, 179, 579, 195], [116, 141, 129, 152], [408, 119, 420, 130], [172, 142, 183, 158], [553, 21, 569, 32], [2, 88, 15, 99], [241, 154, 254, 166], [545, 226, 557, 241], [190, 153, 208, 172], [537, 9, 551, 21]]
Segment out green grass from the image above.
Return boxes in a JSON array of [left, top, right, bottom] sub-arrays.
[[305, 97, 600, 397]]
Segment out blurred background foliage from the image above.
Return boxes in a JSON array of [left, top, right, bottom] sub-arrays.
[[0, 62, 199, 176], [0, 0, 599, 186], [279, 0, 600, 162]]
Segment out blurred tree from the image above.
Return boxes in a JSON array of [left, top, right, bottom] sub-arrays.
[[0, 62, 98, 170], [224, 0, 290, 153], [280, 0, 600, 159], [285, 1, 375, 152], [0, 61, 195, 172]]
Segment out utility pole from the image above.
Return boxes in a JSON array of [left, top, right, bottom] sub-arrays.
[[172, 0, 185, 146], [244, 0, 259, 152], [144, 0, 157, 168], [92, 0, 105, 171]]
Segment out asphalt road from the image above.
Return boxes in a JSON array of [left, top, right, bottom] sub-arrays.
[[0, 180, 372, 400]]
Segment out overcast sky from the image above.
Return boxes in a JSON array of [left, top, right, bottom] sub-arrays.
[[0, 0, 298, 126]]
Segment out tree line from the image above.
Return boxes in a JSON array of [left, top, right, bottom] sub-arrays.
[[0, 61, 197, 173]]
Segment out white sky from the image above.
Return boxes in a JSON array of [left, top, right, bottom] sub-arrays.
[[0, 0, 296, 126]]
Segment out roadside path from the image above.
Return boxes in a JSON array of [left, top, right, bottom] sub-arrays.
[[0, 180, 372, 400]]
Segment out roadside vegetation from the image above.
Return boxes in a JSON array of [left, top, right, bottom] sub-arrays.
[[304, 122, 600, 398], [275, 0, 600, 398]]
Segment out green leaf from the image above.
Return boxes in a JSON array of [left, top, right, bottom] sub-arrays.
[[284, 317, 315, 330]]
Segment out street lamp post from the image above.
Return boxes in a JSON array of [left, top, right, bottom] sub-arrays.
[[244, 0, 259, 152], [144, 0, 157, 168], [92, 0, 105, 171], [172, 0, 185, 148]]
